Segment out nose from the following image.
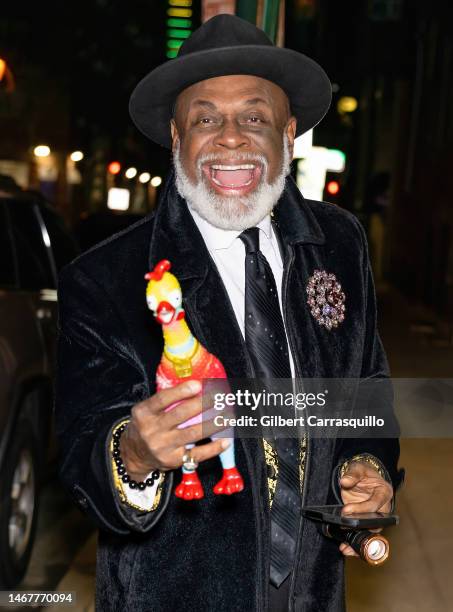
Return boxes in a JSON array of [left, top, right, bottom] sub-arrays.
[[213, 118, 251, 150]]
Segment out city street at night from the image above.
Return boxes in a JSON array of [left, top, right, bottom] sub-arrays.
[[1, 1, 452, 611]]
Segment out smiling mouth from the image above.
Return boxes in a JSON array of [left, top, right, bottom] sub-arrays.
[[210, 163, 256, 187], [202, 162, 263, 194]]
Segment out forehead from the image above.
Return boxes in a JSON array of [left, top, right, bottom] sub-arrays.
[[175, 74, 289, 112]]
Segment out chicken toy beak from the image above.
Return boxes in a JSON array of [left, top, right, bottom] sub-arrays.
[[155, 301, 176, 325]]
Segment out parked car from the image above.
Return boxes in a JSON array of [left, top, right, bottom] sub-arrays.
[[0, 185, 79, 587]]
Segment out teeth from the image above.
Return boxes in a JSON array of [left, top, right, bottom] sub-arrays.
[[211, 176, 253, 188], [210, 164, 256, 170]]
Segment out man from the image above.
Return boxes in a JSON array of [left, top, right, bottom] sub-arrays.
[[56, 14, 403, 612]]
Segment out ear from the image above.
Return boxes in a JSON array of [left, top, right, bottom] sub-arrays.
[[170, 118, 180, 153], [285, 116, 297, 160]]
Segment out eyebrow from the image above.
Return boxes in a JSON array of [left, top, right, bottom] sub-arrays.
[[243, 97, 270, 107], [190, 97, 271, 111], [191, 99, 218, 110]]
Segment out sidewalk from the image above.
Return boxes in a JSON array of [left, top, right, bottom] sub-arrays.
[[347, 285, 453, 612], [47, 534, 96, 612]]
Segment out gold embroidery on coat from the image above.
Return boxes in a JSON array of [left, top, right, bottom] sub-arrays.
[[263, 433, 307, 508], [339, 453, 386, 480]]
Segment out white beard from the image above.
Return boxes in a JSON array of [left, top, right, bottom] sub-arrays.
[[173, 135, 292, 230]]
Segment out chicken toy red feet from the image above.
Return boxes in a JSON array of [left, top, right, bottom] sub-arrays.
[[213, 467, 245, 495], [175, 472, 205, 500]]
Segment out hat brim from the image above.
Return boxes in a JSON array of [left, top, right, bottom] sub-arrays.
[[129, 45, 332, 148]]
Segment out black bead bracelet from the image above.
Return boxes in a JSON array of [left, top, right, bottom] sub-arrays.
[[113, 423, 160, 491]]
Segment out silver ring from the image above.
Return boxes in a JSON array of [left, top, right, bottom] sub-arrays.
[[182, 453, 198, 471]]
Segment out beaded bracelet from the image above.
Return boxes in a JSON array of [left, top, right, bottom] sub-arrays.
[[112, 422, 160, 491]]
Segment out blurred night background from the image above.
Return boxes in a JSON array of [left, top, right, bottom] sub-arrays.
[[0, 1, 452, 611], [2, 0, 453, 313]]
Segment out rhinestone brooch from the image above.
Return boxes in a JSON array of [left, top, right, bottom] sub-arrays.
[[306, 269, 346, 330]]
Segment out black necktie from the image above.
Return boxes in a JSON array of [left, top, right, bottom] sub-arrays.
[[239, 227, 301, 588]]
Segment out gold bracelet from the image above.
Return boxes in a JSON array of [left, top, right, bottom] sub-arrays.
[[340, 453, 387, 481]]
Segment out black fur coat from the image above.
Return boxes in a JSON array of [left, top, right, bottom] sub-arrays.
[[55, 173, 403, 612]]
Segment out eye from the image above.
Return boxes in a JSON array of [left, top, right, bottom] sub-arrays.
[[197, 116, 220, 126], [146, 294, 157, 311], [168, 289, 182, 307], [247, 115, 264, 124]]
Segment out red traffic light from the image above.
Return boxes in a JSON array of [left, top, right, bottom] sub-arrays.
[[108, 161, 121, 175], [326, 180, 340, 195]]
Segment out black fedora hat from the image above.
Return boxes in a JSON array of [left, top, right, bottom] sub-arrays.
[[129, 14, 332, 148]]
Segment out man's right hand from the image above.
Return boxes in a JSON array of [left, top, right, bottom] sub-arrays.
[[120, 380, 230, 481]]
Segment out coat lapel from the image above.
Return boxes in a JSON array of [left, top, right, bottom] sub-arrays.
[[272, 176, 326, 379]]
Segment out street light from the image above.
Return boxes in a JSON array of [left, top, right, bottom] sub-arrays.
[[108, 161, 121, 175], [326, 180, 340, 195], [107, 188, 130, 211], [70, 151, 84, 162], [139, 172, 151, 184], [150, 176, 162, 187], [34, 145, 51, 158], [0, 57, 15, 92], [337, 96, 358, 114], [125, 167, 138, 179]]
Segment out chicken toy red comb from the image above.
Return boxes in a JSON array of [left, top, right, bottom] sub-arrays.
[[144, 259, 171, 281]]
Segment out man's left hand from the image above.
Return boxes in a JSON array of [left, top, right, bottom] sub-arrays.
[[339, 460, 393, 557]]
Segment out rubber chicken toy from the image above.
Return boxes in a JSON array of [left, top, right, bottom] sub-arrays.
[[145, 259, 244, 500]]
